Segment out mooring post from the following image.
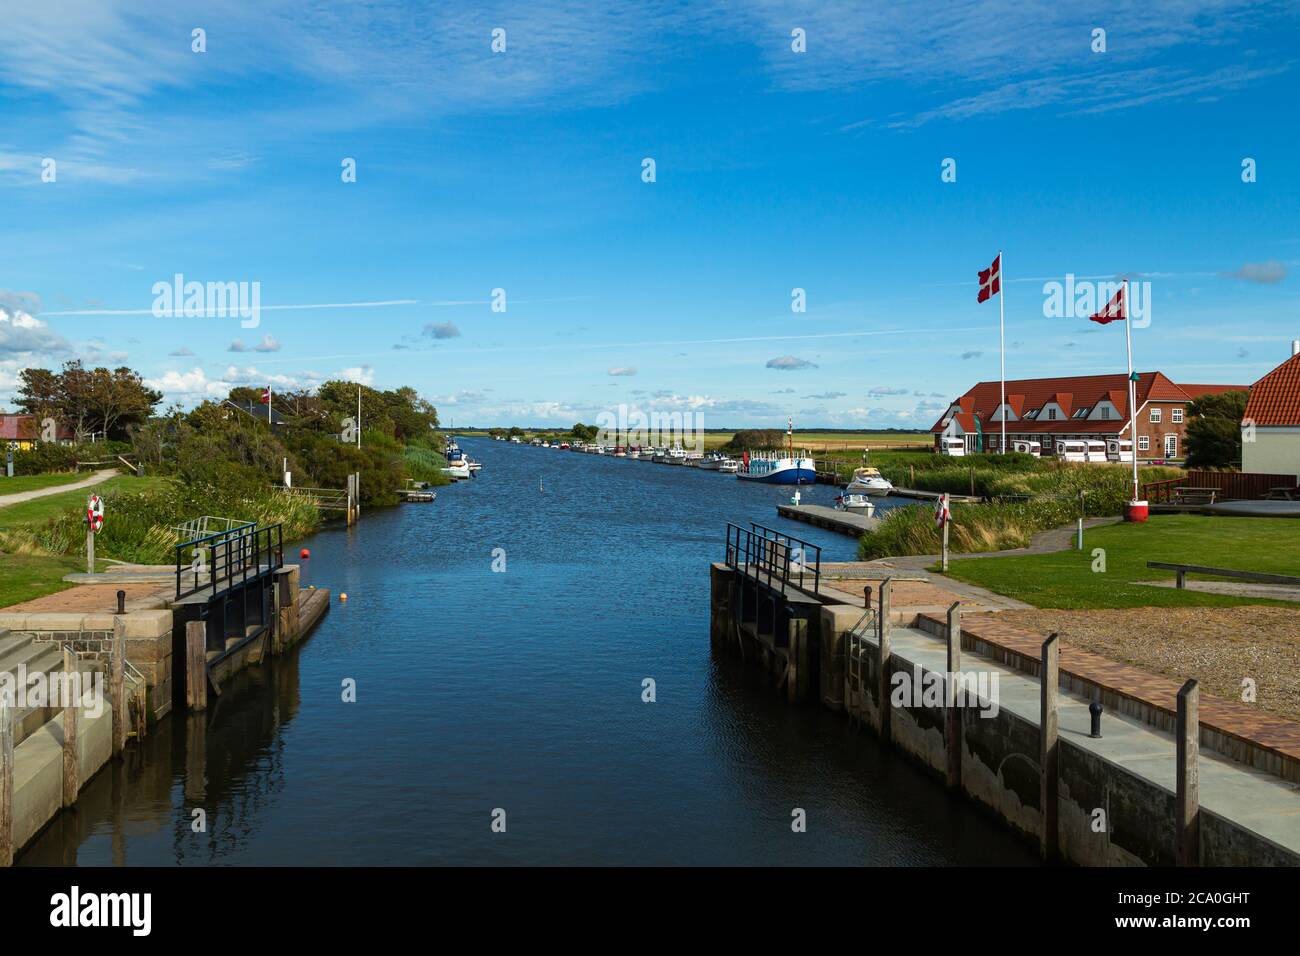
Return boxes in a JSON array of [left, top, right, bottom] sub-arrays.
[[877, 577, 892, 740], [1176, 679, 1200, 866], [62, 646, 80, 808], [0, 699, 13, 867], [186, 621, 208, 712], [945, 601, 962, 790], [1039, 632, 1060, 861], [111, 618, 127, 756]]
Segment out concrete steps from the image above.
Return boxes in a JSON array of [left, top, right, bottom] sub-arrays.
[[0, 632, 103, 749]]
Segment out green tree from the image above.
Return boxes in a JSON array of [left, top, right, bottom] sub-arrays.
[[1185, 391, 1249, 469]]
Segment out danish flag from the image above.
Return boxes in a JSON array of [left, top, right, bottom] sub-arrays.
[[260, 386, 271, 404], [1089, 285, 1126, 324], [977, 254, 1001, 303]]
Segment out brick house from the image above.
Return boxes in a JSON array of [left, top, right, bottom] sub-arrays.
[[1241, 342, 1300, 479], [930, 372, 1249, 461], [0, 414, 75, 451]]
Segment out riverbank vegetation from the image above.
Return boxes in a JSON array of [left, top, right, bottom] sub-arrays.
[[2, 366, 448, 603], [857, 454, 1184, 560]]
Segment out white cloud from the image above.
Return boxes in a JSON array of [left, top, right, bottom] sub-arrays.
[[607, 366, 638, 376], [0, 305, 70, 353]]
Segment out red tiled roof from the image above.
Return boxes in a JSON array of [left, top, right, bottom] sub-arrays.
[[930, 371, 1245, 435], [0, 415, 37, 441], [1243, 353, 1300, 427]]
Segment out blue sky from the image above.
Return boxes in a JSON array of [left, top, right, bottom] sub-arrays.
[[2, 0, 1298, 428]]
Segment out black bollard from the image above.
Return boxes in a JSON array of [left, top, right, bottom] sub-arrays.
[[1089, 701, 1103, 738], [116, 589, 126, 614]]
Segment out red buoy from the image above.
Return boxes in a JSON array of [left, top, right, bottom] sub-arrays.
[[300, 548, 310, 559]]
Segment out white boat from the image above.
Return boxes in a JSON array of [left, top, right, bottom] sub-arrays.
[[441, 459, 471, 480], [717, 458, 739, 474], [845, 466, 893, 497], [835, 493, 876, 516], [696, 452, 727, 470], [467, 459, 482, 474], [665, 445, 689, 465], [510, 436, 522, 443]]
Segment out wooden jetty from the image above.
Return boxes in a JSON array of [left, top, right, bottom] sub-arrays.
[[777, 503, 879, 537], [397, 489, 436, 502]]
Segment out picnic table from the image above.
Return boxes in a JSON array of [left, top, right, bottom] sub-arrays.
[[1172, 486, 1218, 505], [1264, 486, 1298, 501]]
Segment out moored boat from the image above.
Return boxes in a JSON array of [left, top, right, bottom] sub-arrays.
[[845, 466, 893, 497], [835, 493, 876, 515]]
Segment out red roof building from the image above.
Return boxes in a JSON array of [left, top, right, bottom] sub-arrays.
[[930, 372, 1249, 461], [1241, 344, 1300, 478]]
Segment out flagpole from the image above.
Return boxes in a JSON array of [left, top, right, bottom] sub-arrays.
[[268, 385, 272, 427], [1123, 278, 1138, 503], [999, 249, 1006, 454]]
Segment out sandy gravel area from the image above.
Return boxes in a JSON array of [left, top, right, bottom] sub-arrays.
[[996, 607, 1300, 723]]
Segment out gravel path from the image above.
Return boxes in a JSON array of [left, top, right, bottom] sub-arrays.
[[996, 607, 1300, 723], [867, 516, 1122, 570]]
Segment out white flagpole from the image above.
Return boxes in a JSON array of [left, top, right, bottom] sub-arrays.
[[357, 385, 362, 449], [1123, 279, 1138, 502], [267, 385, 272, 426], [999, 250, 1006, 454]]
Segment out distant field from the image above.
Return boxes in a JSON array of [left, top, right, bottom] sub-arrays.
[[459, 429, 931, 452]]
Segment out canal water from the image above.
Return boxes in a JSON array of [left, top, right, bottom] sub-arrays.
[[21, 438, 1037, 865]]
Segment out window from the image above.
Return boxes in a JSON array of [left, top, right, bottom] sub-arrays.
[[1172, 408, 1183, 424], [1024, 409, 1038, 419], [1072, 407, 1090, 418], [1150, 407, 1161, 423], [1165, 434, 1178, 458], [1138, 436, 1150, 451], [1046, 408, 1057, 420]]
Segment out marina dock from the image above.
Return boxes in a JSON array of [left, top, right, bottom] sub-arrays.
[[777, 503, 879, 537]]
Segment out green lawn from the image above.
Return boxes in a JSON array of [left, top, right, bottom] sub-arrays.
[[0, 475, 173, 528], [942, 515, 1300, 609], [0, 473, 85, 495], [0, 553, 110, 607]]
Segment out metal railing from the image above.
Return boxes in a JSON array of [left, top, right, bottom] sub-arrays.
[[280, 486, 350, 511], [725, 522, 822, 594], [175, 523, 284, 600]]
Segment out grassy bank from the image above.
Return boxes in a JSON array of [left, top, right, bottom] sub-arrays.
[[0, 471, 322, 606], [857, 456, 1184, 559], [0, 473, 88, 496], [941, 516, 1300, 608]]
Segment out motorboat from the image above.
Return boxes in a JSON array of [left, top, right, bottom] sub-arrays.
[[845, 466, 893, 497], [696, 452, 727, 470], [717, 458, 739, 474], [835, 493, 876, 516]]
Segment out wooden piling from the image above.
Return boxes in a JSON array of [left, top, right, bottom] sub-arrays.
[[62, 646, 79, 808], [945, 601, 962, 790], [0, 699, 13, 867], [1039, 632, 1060, 861], [111, 618, 127, 756], [877, 578, 892, 740], [1176, 679, 1200, 866], [186, 621, 208, 712]]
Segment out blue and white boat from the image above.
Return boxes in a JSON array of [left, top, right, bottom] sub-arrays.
[[735, 417, 815, 484], [736, 451, 815, 484]]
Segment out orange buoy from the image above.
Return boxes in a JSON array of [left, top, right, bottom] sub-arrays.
[[339, 593, 348, 602], [300, 548, 310, 559]]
